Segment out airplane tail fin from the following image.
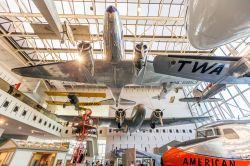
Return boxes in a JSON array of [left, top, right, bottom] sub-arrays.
[[99, 98, 115, 105], [179, 97, 222, 102]]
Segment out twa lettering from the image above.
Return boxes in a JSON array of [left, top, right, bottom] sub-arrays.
[[177, 60, 225, 75]]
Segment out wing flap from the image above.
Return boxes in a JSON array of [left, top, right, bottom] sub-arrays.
[[153, 55, 238, 82], [12, 61, 96, 83]]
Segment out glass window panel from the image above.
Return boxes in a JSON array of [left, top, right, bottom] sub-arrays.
[[117, 3, 127, 16], [62, 1, 72, 14], [234, 95, 250, 111], [227, 86, 239, 97], [139, 4, 148, 16], [220, 90, 231, 100], [7, 0, 20, 12], [54, 1, 64, 14], [73, 2, 85, 14], [84, 2, 94, 15], [148, 4, 159, 16], [95, 3, 105, 15], [237, 84, 249, 92], [169, 5, 180, 17], [127, 3, 137, 16]]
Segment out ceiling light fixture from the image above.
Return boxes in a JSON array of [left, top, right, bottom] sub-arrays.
[[18, 126, 22, 130], [76, 55, 83, 63], [0, 119, 4, 125]]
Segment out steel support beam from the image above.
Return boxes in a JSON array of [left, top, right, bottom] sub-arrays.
[[1, 32, 188, 42], [32, 0, 63, 39], [0, 12, 184, 21], [18, 47, 212, 56]]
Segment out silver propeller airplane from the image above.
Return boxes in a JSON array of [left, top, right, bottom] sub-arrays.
[[58, 104, 209, 133], [12, 5, 195, 106], [153, 47, 250, 103]]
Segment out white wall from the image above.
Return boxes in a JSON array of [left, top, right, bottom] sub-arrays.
[[104, 124, 196, 158], [9, 150, 33, 166], [0, 89, 63, 137]]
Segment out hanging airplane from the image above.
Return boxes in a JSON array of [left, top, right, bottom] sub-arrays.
[[57, 104, 210, 133], [186, 0, 250, 49], [161, 120, 250, 166], [12, 4, 196, 106], [45, 91, 106, 110], [153, 45, 250, 103]]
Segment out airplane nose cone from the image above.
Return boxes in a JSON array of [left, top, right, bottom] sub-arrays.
[[106, 5, 117, 13]]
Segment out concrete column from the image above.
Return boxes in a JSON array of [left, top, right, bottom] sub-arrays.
[[0, 128, 5, 137]]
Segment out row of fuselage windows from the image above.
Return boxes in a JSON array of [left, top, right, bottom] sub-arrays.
[[105, 128, 193, 134], [1, 100, 62, 133]]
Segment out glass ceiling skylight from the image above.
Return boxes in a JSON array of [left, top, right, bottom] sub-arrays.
[[0, 0, 212, 63]]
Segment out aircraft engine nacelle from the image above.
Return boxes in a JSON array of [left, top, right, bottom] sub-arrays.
[[150, 109, 163, 129], [78, 42, 94, 74], [115, 109, 126, 129], [133, 43, 148, 70]]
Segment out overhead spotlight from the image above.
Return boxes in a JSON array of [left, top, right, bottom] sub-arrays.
[[18, 126, 22, 130], [76, 55, 83, 63], [0, 119, 4, 125], [5, 123, 8, 126]]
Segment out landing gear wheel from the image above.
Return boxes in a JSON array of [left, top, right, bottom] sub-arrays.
[[150, 123, 156, 129]]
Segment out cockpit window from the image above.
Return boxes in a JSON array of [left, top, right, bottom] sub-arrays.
[[205, 129, 214, 137], [214, 128, 221, 136], [197, 130, 205, 138], [197, 129, 214, 138], [223, 128, 239, 139]]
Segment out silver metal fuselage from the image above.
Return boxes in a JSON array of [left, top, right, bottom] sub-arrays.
[[103, 7, 125, 62], [93, 6, 136, 103]]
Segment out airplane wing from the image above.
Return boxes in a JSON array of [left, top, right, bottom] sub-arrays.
[[153, 55, 241, 83], [12, 61, 96, 83], [141, 116, 210, 129], [46, 100, 102, 106], [45, 91, 106, 98], [179, 97, 222, 102], [135, 61, 197, 86]]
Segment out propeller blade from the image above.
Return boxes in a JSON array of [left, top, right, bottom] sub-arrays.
[[160, 117, 163, 127]]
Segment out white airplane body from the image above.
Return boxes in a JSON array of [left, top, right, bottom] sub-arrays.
[[187, 0, 250, 50], [162, 120, 250, 165]]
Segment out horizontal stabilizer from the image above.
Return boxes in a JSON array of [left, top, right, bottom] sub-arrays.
[[99, 98, 115, 105], [152, 95, 166, 100], [119, 98, 136, 106], [12, 61, 96, 83], [179, 97, 222, 102]]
